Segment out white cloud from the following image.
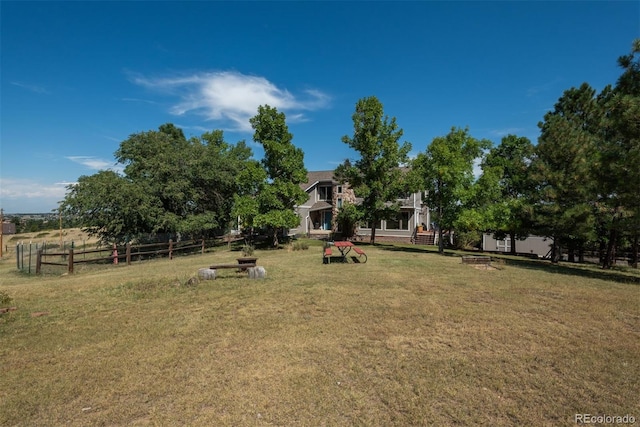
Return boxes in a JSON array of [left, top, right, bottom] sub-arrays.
[[0, 178, 69, 200], [130, 71, 330, 132], [473, 156, 483, 180], [66, 156, 123, 173], [0, 178, 74, 213]]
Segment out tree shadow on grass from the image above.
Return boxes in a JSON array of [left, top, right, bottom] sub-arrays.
[[500, 257, 640, 286], [376, 244, 459, 257], [376, 244, 639, 285]]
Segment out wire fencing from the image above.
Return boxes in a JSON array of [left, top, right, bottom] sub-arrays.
[[15, 240, 96, 274]]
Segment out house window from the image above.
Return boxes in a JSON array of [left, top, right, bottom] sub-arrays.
[[318, 185, 332, 201], [360, 219, 382, 229], [337, 185, 343, 194], [386, 212, 410, 230], [337, 198, 343, 208]]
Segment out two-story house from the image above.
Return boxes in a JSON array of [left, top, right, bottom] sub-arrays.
[[292, 170, 432, 243]]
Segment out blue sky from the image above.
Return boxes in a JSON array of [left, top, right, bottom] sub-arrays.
[[1, 1, 638, 213]]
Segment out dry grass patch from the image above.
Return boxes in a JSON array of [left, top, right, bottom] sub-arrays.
[[1, 243, 638, 425]]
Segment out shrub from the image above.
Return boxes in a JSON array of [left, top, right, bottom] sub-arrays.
[[242, 243, 255, 256], [293, 241, 309, 251], [454, 230, 481, 250], [0, 291, 13, 307]]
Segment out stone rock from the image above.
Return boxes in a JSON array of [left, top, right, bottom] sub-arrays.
[[198, 268, 217, 280], [248, 266, 266, 279], [185, 276, 200, 286]]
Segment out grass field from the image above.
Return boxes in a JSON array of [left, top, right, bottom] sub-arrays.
[[1, 236, 638, 426]]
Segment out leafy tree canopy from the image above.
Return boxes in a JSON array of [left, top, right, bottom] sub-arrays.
[[412, 127, 490, 253], [335, 96, 412, 244], [236, 105, 308, 246], [479, 134, 536, 253], [62, 124, 253, 243]]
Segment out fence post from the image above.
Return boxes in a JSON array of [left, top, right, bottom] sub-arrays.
[[16, 244, 20, 270], [201, 238, 205, 254], [126, 243, 131, 265], [36, 249, 42, 275], [112, 243, 118, 265], [68, 248, 74, 274], [169, 239, 173, 260], [28, 244, 33, 274]]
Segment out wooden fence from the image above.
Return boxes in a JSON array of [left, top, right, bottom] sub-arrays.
[[36, 239, 206, 274]]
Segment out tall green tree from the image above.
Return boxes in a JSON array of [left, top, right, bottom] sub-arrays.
[[480, 134, 535, 254], [245, 105, 308, 247], [413, 127, 490, 253], [531, 83, 600, 263], [231, 158, 267, 237], [598, 39, 640, 268], [335, 96, 412, 244]]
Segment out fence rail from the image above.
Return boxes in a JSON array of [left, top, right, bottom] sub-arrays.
[[18, 239, 207, 275]]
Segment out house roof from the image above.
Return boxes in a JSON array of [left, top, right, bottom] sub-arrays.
[[300, 170, 337, 191], [309, 201, 332, 212]]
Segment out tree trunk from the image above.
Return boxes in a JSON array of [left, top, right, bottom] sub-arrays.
[[370, 215, 377, 245], [598, 239, 606, 264], [603, 226, 617, 269], [509, 230, 518, 255], [437, 204, 444, 254], [568, 240, 575, 263], [632, 233, 639, 269], [272, 227, 279, 247], [551, 237, 560, 263]]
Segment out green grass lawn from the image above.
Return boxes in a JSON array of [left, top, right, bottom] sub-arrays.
[[1, 240, 638, 426]]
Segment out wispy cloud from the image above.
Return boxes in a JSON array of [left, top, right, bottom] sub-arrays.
[[121, 97, 158, 105], [489, 127, 524, 137], [66, 156, 123, 173], [0, 178, 75, 212], [526, 78, 562, 97], [10, 81, 50, 94], [0, 178, 69, 200], [100, 135, 122, 143], [173, 123, 213, 133], [129, 71, 330, 132]]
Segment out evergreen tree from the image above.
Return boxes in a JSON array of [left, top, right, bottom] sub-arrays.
[[531, 84, 600, 263]]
